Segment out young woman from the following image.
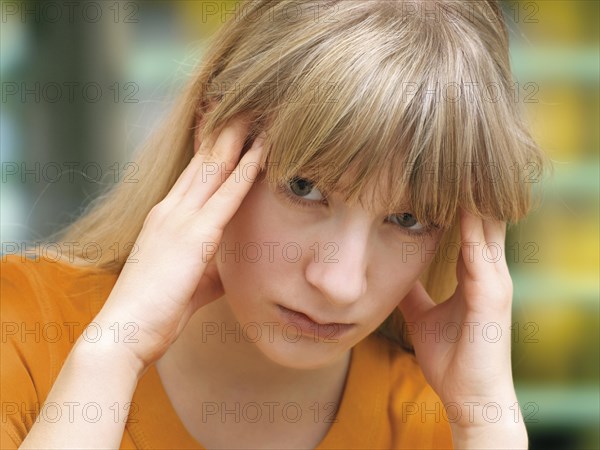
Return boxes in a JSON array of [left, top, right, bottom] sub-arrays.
[[2, 0, 549, 448]]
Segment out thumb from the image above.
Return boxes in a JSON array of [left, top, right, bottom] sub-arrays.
[[191, 258, 225, 312], [397, 280, 436, 323]]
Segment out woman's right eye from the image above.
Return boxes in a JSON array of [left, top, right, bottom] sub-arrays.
[[277, 177, 327, 207], [289, 177, 325, 200]]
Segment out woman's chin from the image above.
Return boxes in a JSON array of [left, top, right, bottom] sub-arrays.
[[253, 336, 351, 370]]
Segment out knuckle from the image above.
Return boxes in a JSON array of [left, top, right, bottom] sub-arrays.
[[144, 201, 171, 228], [193, 213, 222, 237], [219, 178, 238, 197]]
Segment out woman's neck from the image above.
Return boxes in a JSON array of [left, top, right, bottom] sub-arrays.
[[154, 296, 353, 449]]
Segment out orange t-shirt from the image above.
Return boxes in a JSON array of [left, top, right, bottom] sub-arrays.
[[1, 254, 453, 449]]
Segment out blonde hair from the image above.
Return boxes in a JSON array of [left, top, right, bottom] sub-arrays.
[[46, 0, 550, 350]]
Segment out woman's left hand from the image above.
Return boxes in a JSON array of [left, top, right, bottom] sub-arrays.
[[397, 208, 528, 447]]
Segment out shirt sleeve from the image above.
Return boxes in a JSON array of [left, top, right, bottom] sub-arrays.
[[1, 256, 54, 449], [1, 340, 38, 449]]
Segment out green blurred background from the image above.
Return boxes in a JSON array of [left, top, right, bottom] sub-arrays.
[[1, 1, 598, 448]]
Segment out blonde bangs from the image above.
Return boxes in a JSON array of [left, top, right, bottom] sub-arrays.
[[197, 0, 550, 232]]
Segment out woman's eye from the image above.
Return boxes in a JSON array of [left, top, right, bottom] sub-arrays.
[[288, 177, 325, 201], [387, 213, 426, 233], [281, 180, 438, 238]]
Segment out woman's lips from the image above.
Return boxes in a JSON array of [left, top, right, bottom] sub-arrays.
[[276, 304, 354, 341]]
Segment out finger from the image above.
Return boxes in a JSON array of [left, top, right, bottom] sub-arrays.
[[181, 115, 253, 210], [482, 217, 506, 252], [482, 218, 509, 273], [205, 112, 253, 160], [196, 134, 265, 231], [459, 207, 488, 279], [165, 124, 223, 201], [397, 280, 436, 323]]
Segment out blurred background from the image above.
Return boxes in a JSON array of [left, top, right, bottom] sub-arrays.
[[1, 1, 598, 448]]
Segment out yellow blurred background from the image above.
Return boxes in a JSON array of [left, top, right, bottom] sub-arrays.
[[503, 1, 599, 448], [1, 1, 598, 448]]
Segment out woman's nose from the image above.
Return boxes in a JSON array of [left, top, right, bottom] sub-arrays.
[[304, 222, 369, 306]]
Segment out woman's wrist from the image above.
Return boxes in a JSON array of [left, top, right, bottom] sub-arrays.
[[451, 420, 528, 449], [447, 393, 529, 449], [20, 325, 144, 449], [73, 320, 147, 381]]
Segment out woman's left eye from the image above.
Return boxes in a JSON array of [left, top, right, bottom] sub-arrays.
[[389, 213, 423, 230], [386, 213, 426, 233]]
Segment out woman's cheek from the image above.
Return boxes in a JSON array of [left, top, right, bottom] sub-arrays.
[[368, 245, 431, 310]]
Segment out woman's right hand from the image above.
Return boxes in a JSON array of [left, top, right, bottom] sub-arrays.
[[82, 114, 265, 375]]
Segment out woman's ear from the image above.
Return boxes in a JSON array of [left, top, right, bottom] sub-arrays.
[[193, 99, 219, 156]]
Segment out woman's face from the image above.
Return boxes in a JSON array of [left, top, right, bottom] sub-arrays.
[[215, 169, 444, 369]]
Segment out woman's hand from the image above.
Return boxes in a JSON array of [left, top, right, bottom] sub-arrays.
[[84, 114, 265, 374], [397, 208, 528, 448]]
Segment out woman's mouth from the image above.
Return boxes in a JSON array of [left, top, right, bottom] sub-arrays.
[[276, 304, 354, 341]]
